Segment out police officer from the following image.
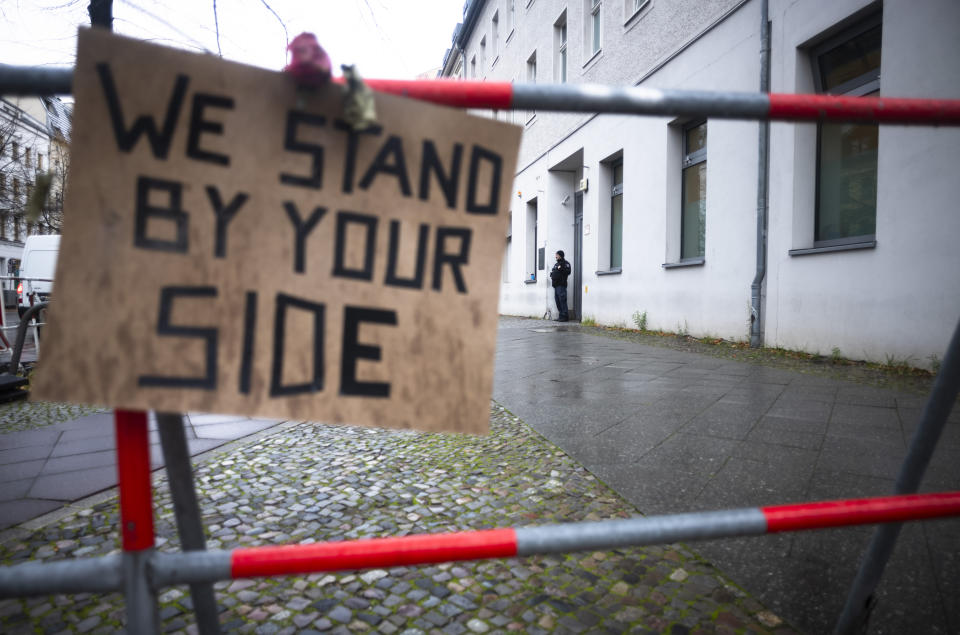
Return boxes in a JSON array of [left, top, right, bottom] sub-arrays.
[[550, 250, 572, 321]]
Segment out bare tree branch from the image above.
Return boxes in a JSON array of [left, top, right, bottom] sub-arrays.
[[0, 102, 61, 237], [257, 0, 288, 47], [118, 0, 210, 53], [213, 0, 222, 57]]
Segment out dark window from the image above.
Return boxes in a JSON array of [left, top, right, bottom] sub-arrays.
[[681, 121, 707, 260], [813, 16, 881, 245], [611, 161, 623, 268]]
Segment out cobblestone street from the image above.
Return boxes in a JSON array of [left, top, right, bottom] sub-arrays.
[[0, 404, 797, 634]]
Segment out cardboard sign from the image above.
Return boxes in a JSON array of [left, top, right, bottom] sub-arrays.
[[32, 29, 521, 435]]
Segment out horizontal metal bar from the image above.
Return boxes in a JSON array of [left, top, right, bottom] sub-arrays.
[[4, 492, 959, 596], [151, 492, 960, 586], [4, 63, 960, 125], [361, 77, 513, 110], [763, 491, 960, 532], [0, 554, 123, 597], [514, 83, 771, 120], [150, 550, 232, 587], [510, 85, 960, 124], [230, 528, 518, 579], [767, 92, 960, 125], [515, 508, 767, 556], [0, 64, 72, 95]]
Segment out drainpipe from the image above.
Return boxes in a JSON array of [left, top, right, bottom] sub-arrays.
[[750, 0, 770, 348]]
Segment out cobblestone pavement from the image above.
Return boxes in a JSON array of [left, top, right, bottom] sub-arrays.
[[0, 404, 799, 634], [0, 401, 107, 435]]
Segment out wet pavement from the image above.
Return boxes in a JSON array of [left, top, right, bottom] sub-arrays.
[[0, 316, 957, 633], [493, 317, 959, 635], [0, 410, 282, 531]]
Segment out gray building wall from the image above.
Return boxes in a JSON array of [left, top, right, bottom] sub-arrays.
[[449, 0, 745, 167], [441, 0, 960, 368]]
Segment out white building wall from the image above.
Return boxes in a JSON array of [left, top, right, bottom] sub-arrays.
[[449, 0, 960, 367], [765, 0, 960, 365], [494, 1, 761, 333]]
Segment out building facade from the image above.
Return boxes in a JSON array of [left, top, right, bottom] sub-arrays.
[[440, 0, 960, 368], [0, 96, 70, 300]]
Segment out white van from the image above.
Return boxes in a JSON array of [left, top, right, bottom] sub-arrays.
[[17, 235, 60, 318]]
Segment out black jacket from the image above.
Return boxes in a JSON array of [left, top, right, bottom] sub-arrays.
[[550, 258, 571, 288]]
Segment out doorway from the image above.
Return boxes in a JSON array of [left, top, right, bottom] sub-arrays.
[[572, 192, 583, 322]]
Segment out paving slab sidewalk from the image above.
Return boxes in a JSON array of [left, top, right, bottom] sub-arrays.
[[0, 410, 283, 530], [493, 317, 960, 635]]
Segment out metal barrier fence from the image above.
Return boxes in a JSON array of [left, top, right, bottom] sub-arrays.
[[3, 63, 960, 125], [3, 491, 959, 595], [0, 276, 50, 356], [2, 45, 960, 635], [4, 302, 48, 375]]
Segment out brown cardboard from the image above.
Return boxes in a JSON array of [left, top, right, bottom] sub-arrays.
[[32, 29, 522, 435]]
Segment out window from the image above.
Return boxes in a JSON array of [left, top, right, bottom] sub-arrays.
[[492, 13, 499, 63], [591, 0, 602, 55], [526, 200, 538, 281], [554, 13, 568, 83], [37, 153, 44, 171], [611, 161, 623, 268], [507, 0, 515, 35], [480, 36, 486, 72], [681, 121, 707, 260], [812, 16, 881, 245], [0, 173, 5, 193], [25, 148, 31, 168], [13, 178, 20, 203], [626, 0, 650, 19], [471, 55, 477, 78], [526, 51, 537, 123], [12, 141, 19, 161], [14, 215, 21, 241]]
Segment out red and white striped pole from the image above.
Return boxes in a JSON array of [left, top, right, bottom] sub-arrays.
[[149, 491, 960, 586], [114, 409, 160, 632], [357, 79, 960, 126], [3, 65, 960, 125], [4, 491, 959, 595], [115, 410, 155, 551]]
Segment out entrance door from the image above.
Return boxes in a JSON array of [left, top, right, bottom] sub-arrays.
[[572, 192, 583, 322]]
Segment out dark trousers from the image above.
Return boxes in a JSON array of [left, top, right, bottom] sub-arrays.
[[554, 285, 569, 320]]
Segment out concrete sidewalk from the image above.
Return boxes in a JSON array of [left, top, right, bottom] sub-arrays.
[[0, 412, 283, 530], [493, 317, 959, 635]]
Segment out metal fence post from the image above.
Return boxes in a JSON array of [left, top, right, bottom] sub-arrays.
[[834, 317, 960, 634], [157, 412, 221, 634], [7, 301, 47, 373], [115, 409, 159, 634]]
